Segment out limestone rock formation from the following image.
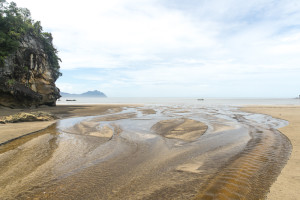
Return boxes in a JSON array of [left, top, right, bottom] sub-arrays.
[[0, 35, 61, 108]]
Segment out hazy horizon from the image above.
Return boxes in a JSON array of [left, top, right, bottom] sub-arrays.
[[11, 0, 300, 98]]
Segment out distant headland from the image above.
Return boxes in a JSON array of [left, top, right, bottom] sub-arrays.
[[60, 90, 107, 98]]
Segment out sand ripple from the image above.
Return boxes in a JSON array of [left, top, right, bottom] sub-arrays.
[[0, 105, 291, 200]]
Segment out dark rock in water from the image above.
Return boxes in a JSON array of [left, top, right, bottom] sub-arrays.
[[0, 35, 61, 108], [61, 90, 107, 97]]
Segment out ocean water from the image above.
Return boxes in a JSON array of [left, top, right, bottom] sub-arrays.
[[57, 97, 300, 106]]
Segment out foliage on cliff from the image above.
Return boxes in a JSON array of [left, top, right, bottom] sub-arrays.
[[0, 0, 61, 79]]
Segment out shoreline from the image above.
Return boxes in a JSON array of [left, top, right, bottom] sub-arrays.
[[0, 104, 136, 145], [241, 106, 300, 199], [0, 104, 299, 199]]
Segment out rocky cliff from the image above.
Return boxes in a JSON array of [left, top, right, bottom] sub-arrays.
[[0, 34, 60, 108]]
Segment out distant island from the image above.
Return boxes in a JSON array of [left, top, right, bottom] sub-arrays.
[[60, 90, 107, 98]]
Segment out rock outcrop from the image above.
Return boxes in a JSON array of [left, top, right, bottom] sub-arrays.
[[0, 111, 57, 124], [0, 35, 60, 108]]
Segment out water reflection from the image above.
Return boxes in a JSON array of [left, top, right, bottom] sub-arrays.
[[0, 105, 291, 200]]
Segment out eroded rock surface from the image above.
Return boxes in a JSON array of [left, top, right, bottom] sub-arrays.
[[0, 35, 60, 108], [0, 111, 56, 124]]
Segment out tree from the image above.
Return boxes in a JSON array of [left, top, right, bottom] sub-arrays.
[[0, 0, 61, 79]]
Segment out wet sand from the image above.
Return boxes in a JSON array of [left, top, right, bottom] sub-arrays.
[[241, 106, 300, 200], [0, 121, 55, 144], [0, 104, 293, 199], [0, 104, 133, 144], [151, 118, 207, 141]]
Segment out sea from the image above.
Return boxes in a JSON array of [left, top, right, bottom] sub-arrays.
[[57, 97, 300, 106]]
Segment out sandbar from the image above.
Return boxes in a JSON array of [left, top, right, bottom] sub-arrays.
[[241, 106, 300, 200], [151, 118, 208, 141], [1, 104, 298, 199], [0, 104, 133, 144]]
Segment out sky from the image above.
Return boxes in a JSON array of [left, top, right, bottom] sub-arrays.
[[10, 0, 300, 97]]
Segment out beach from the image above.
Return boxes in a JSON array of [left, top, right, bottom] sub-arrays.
[[0, 104, 131, 144], [241, 106, 300, 200], [0, 104, 298, 199]]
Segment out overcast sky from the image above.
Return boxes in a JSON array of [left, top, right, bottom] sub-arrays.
[[11, 0, 300, 97]]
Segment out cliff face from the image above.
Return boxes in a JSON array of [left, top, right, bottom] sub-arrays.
[[0, 35, 60, 108]]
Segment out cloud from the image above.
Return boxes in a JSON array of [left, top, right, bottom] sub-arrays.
[[12, 0, 220, 67], [11, 0, 300, 97]]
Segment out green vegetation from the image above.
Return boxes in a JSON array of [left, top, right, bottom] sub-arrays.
[[6, 78, 15, 86], [0, 0, 61, 79]]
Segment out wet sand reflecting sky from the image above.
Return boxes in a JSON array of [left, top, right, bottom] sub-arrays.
[[0, 105, 291, 199]]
